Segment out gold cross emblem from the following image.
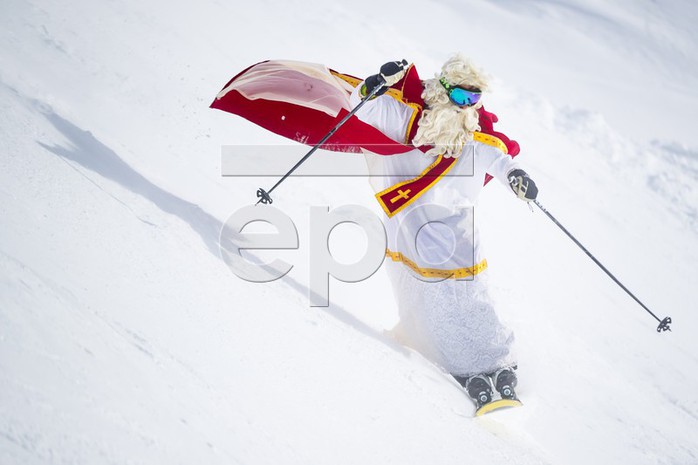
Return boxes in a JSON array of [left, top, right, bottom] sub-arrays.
[[390, 189, 411, 204]]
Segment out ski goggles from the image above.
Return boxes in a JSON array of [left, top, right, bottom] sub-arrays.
[[439, 78, 482, 107]]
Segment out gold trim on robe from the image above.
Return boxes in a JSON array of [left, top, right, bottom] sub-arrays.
[[375, 155, 457, 218], [374, 132, 508, 218], [386, 250, 488, 279]]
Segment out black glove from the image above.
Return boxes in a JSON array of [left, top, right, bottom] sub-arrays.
[[508, 169, 538, 202], [361, 59, 408, 99]]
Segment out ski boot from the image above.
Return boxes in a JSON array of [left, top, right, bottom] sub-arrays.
[[463, 374, 494, 410], [491, 366, 519, 400]]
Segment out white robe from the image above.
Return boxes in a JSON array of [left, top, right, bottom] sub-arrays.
[[351, 87, 519, 377]]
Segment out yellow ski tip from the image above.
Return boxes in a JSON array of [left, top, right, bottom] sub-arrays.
[[475, 398, 523, 416]]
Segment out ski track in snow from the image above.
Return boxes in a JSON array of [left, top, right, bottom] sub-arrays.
[[1, 0, 697, 464]]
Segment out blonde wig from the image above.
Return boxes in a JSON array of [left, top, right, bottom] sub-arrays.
[[413, 54, 491, 158]]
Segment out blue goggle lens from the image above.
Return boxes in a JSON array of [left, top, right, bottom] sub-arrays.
[[448, 87, 481, 107]]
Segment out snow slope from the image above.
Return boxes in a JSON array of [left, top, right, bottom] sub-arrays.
[[1, 0, 697, 464]]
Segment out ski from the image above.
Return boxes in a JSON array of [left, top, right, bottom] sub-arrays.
[[475, 398, 523, 416]]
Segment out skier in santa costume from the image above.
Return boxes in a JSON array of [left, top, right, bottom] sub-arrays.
[[349, 54, 538, 409], [209, 54, 538, 410]]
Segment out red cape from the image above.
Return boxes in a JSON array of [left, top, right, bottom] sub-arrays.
[[211, 60, 520, 182]]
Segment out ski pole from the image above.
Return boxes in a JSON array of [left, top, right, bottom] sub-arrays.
[[533, 199, 672, 333], [255, 79, 388, 205]]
